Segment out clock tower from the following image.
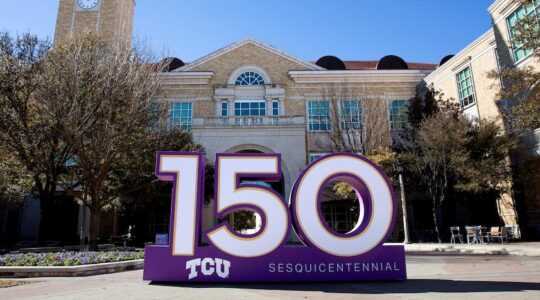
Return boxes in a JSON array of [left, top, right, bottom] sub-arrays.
[[54, 0, 135, 47]]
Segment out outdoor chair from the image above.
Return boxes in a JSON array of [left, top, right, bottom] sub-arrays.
[[479, 226, 490, 244], [465, 226, 478, 244], [505, 225, 520, 241], [449, 226, 463, 244], [490, 226, 508, 244]]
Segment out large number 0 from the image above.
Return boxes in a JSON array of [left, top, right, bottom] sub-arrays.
[[157, 152, 395, 257], [292, 155, 394, 256]]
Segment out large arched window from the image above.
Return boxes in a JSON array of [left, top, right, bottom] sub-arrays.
[[235, 71, 265, 86]]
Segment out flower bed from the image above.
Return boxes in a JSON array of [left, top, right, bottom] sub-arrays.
[[0, 251, 144, 267]]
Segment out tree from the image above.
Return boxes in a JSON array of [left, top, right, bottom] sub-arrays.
[[402, 111, 470, 243], [314, 85, 389, 155], [0, 149, 33, 207], [109, 129, 213, 244], [117, 129, 213, 208], [407, 88, 442, 129], [0, 32, 73, 242], [459, 121, 515, 194], [38, 33, 164, 250], [402, 87, 516, 242]]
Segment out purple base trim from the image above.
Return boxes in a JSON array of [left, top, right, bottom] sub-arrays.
[[143, 245, 406, 282]]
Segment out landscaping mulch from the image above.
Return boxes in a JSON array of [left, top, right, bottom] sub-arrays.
[[0, 280, 34, 288]]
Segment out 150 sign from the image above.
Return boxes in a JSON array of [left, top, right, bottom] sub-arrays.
[[143, 152, 406, 282]]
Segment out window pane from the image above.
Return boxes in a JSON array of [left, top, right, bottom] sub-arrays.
[[234, 100, 266, 116], [272, 101, 279, 116], [340, 100, 363, 131], [169, 102, 192, 131], [507, 3, 540, 61], [388, 100, 409, 130], [235, 72, 265, 86], [308, 100, 331, 131], [455, 67, 476, 108]]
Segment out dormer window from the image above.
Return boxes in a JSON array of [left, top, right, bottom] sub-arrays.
[[235, 72, 265, 86]]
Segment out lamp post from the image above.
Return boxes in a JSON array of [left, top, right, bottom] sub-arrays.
[[395, 162, 410, 244]]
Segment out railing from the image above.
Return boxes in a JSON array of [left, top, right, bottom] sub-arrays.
[[213, 84, 284, 89], [192, 116, 305, 128]]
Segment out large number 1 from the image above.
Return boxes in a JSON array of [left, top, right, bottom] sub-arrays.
[[156, 153, 204, 256]]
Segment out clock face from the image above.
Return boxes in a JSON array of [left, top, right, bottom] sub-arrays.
[[77, 0, 100, 10]]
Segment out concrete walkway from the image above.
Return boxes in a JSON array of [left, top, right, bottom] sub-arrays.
[[403, 242, 540, 257], [1, 253, 539, 299]]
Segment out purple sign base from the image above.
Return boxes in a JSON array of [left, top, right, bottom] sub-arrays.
[[143, 244, 406, 282]]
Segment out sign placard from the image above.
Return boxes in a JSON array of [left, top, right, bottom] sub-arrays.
[[155, 234, 169, 245], [143, 152, 406, 282]]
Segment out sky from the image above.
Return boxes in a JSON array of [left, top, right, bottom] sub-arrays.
[[0, 0, 495, 64]]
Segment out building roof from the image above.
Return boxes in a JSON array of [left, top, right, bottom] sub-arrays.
[[154, 38, 438, 73], [342, 61, 437, 71]]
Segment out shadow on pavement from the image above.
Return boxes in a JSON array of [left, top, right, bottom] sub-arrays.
[[151, 279, 540, 294]]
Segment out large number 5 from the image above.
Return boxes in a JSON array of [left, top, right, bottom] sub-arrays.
[[207, 154, 290, 257]]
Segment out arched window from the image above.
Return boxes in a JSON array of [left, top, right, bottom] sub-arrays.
[[235, 71, 265, 86]]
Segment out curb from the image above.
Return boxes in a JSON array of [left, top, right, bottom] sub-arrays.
[[0, 259, 144, 278], [403, 244, 540, 257]]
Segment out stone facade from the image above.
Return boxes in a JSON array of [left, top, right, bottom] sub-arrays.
[[424, 29, 502, 122], [152, 38, 435, 239], [157, 39, 432, 188], [54, 0, 134, 47]]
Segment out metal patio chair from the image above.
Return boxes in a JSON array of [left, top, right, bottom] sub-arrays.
[[449, 226, 463, 244], [490, 226, 508, 244], [478, 226, 489, 244], [465, 226, 478, 244]]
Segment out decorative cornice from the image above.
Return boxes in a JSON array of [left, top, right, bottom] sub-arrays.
[[424, 29, 495, 83], [159, 72, 214, 85], [488, 0, 513, 14], [288, 70, 432, 84], [451, 56, 472, 72]]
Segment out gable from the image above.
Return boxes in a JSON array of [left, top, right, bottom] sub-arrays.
[[176, 39, 322, 85], [179, 39, 322, 72]]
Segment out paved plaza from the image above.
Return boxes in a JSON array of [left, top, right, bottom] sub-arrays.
[[1, 252, 539, 299]]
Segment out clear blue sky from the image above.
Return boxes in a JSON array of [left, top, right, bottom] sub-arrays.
[[0, 0, 494, 64]]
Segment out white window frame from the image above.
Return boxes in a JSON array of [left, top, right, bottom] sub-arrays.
[[387, 99, 409, 131], [169, 102, 193, 131], [234, 100, 266, 116], [505, 1, 540, 63], [272, 99, 280, 116], [307, 100, 331, 132], [455, 66, 477, 109], [340, 100, 364, 132], [221, 101, 228, 117]]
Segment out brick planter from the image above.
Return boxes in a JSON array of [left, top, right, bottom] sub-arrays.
[[0, 259, 143, 278]]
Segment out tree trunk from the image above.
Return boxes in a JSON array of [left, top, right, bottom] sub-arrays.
[[37, 193, 53, 244], [432, 199, 441, 243], [88, 206, 101, 251]]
